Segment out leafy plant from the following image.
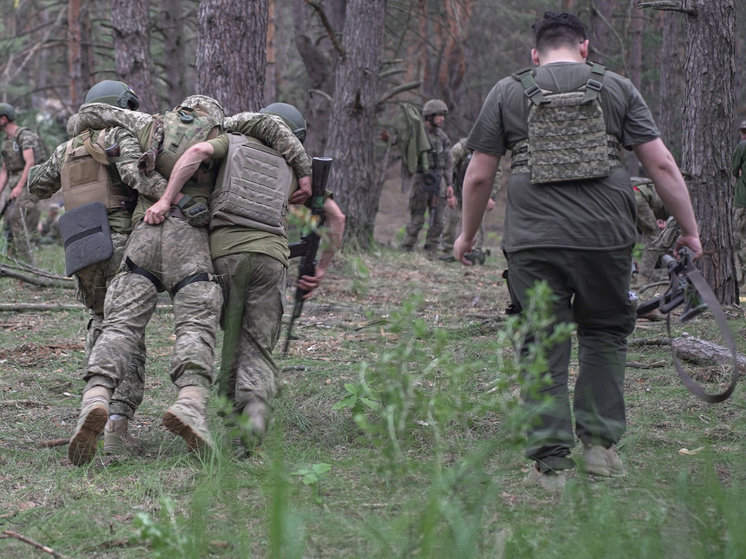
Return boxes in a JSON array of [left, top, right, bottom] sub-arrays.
[[131, 496, 188, 558], [291, 463, 332, 504]]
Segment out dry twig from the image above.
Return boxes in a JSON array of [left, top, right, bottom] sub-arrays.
[[1, 530, 73, 559]]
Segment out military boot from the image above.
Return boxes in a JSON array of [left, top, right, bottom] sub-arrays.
[[162, 386, 213, 452], [231, 397, 272, 457], [103, 417, 144, 455], [68, 386, 111, 466]]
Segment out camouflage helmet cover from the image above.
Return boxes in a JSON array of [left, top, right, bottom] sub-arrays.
[[422, 99, 448, 117], [84, 80, 140, 110], [0, 103, 16, 121], [179, 95, 226, 128], [260, 102, 306, 144]]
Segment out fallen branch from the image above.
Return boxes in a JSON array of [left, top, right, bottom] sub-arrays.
[[0, 399, 46, 406], [626, 360, 667, 369], [1, 530, 73, 559], [628, 337, 672, 347], [639, 1, 697, 15], [36, 438, 70, 448], [0, 260, 69, 281], [672, 337, 746, 371], [638, 280, 669, 293], [0, 265, 74, 289]]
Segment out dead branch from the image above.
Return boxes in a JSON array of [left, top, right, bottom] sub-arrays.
[[638, 1, 697, 15], [0, 265, 74, 289], [304, 0, 346, 59], [672, 337, 746, 371], [379, 81, 424, 104], [0, 400, 46, 406], [36, 438, 70, 448], [638, 280, 669, 293], [1, 530, 73, 559], [379, 68, 407, 79], [309, 88, 334, 102], [626, 360, 667, 369], [0, 260, 70, 281], [628, 336, 672, 346]]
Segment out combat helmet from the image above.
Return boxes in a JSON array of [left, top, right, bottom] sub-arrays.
[[260, 102, 306, 144], [179, 95, 225, 128], [422, 99, 448, 117], [0, 103, 16, 121], [84, 81, 140, 110]]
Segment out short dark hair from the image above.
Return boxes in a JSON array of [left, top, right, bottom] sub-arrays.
[[533, 11, 587, 53]]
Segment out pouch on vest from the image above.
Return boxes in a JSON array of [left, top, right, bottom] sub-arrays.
[[60, 131, 133, 212], [513, 64, 616, 184], [210, 133, 294, 237], [59, 202, 113, 276], [149, 107, 220, 179]]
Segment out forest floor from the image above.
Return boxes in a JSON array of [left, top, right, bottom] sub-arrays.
[[2, 181, 746, 557]]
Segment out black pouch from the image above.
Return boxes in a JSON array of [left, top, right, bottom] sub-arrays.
[[59, 202, 113, 276]]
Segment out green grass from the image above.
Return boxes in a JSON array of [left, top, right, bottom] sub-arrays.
[[2, 243, 746, 557]]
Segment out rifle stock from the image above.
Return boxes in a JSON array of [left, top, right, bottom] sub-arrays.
[[283, 156, 333, 355]]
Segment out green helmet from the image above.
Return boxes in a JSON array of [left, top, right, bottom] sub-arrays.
[[423, 99, 448, 117], [0, 103, 16, 121], [84, 80, 140, 110], [260, 102, 306, 144]]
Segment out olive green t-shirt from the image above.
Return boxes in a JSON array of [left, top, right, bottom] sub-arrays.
[[467, 62, 660, 252], [206, 133, 300, 267]]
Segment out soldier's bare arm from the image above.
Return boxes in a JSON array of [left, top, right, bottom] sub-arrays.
[[633, 138, 702, 260], [297, 197, 346, 297]]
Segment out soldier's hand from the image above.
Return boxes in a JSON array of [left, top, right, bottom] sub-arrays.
[[486, 198, 496, 212], [10, 185, 23, 200], [454, 233, 476, 266], [289, 176, 312, 205], [298, 267, 326, 299], [144, 199, 170, 225], [379, 129, 390, 143], [446, 194, 457, 209], [674, 234, 703, 261]]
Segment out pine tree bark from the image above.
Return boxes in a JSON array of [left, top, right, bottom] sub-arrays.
[[657, 11, 684, 160], [68, 0, 85, 107], [681, 0, 738, 305], [325, 0, 389, 250], [111, 0, 158, 113], [196, 0, 268, 114], [162, 0, 186, 107]]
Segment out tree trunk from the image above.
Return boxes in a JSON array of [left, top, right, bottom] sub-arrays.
[[162, 0, 186, 108], [196, 0, 268, 114], [111, 0, 158, 113], [68, 0, 85, 107], [657, 11, 684, 161], [682, 0, 738, 305], [325, 0, 389, 250], [589, 0, 615, 65], [265, 0, 277, 103]]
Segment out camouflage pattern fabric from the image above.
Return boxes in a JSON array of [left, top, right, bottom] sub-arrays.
[[179, 95, 226, 128], [73, 103, 154, 137], [2, 127, 47, 174], [225, 112, 311, 178], [734, 207, 746, 288], [3, 190, 39, 262], [84, 217, 222, 393], [639, 217, 680, 281], [214, 252, 285, 410]]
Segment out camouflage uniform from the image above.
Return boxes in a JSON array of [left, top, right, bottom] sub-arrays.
[[1, 127, 45, 262], [442, 138, 502, 252], [401, 125, 453, 252], [632, 177, 668, 246], [28, 125, 162, 419], [639, 217, 680, 281], [210, 114, 312, 416]]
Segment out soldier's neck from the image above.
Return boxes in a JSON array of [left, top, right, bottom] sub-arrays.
[[535, 48, 586, 66]]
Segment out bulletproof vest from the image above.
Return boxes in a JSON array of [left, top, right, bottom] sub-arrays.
[[147, 106, 220, 179], [210, 132, 294, 237], [2, 127, 47, 174], [510, 63, 620, 184], [60, 130, 133, 212]]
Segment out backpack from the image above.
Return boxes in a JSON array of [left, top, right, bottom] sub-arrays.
[[511, 63, 619, 184]]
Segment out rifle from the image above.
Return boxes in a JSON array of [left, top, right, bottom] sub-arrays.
[[283, 156, 333, 355], [636, 247, 738, 403]]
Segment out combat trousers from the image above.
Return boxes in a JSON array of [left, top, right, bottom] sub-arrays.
[[77, 231, 145, 419], [441, 201, 487, 252], [214, 253, 285, 411], [401, 175, 446, 251], [734, 207, 746, 289], [506, 247, 636, 471], [85, 217, 222, 394], [3, 183, 39, 263]]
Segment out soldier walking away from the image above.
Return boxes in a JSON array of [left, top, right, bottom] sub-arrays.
[[731, 120, 746, 292], [381, 99, 454, 256], [28, 80, 160, 460], [455, 11, 702, 490], [0, 103, 46, 263]]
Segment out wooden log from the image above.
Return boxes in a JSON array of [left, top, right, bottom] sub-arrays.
[[672, 336, 746, 371]]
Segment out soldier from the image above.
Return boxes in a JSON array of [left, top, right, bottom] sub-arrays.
[[455, 11, 701, 490], [28, 80, 161, 458], [731, 120, 746, 290], [0, 103, 46, 263], [441, 137, 501, 259], [37, 203, 62, 245], [144, 103, 344, 452], [381, 99, 454, 256]]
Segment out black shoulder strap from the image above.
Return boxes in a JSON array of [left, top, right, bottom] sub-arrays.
[[513, 67, 547, 106]]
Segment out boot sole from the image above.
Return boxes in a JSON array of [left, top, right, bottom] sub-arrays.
[[162, 410, 211, 453], [68, 406, 108, 466], [583, 464, 626, 478]]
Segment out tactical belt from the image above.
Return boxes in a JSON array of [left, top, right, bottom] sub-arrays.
[[125, 257, 218, 295]]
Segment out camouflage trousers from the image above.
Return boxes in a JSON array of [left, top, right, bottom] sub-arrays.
[[77, 231, 146, 419], [734, 207, 746, 288], [214, 252, 285, 411], [401, 177, 446, 251], [85, 217, 222, 394], [441, 201, 487, 252], [639, 218, 680, 281], [2, 183, 39, 263]]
